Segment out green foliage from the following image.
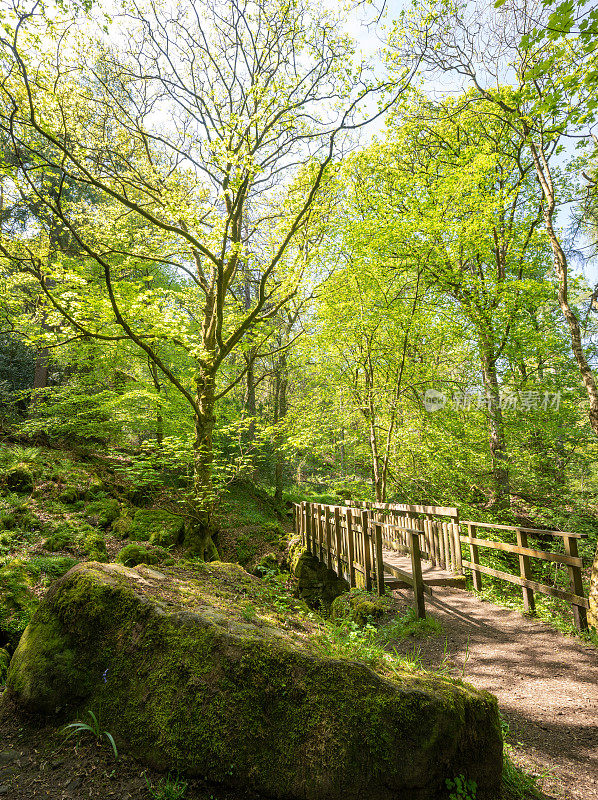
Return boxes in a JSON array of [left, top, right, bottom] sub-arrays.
[[446, 774, 477, 800], [144, 773, 188, 800], [61, 710, 118, 759]]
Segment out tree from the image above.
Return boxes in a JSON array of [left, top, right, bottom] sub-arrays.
[[402, 0, 598, 622], [0, 0, 418, 555]]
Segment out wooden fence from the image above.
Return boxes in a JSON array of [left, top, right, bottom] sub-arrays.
[[351, 501, 462, 573], [460, 520, 589, 631], [293, 500, 590, 631]]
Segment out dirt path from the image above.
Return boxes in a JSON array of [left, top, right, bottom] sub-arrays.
[[391, 587, 598, 800]]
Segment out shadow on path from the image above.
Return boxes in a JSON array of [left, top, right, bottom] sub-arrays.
[[391, 587, 598, 800]]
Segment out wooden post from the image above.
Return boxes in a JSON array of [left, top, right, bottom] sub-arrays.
[[469, 523, 483, 591], [325, 507, 333, 569], [361, 510, 372, 591], [516, 528, 536, 615], [564, 535, 589, 632], [347, 510, 356, 588], [442, 522, 450, 570], [452, 522, 463, 574], [374, 522, 385, 596], [334, 507, 343, 578], [317, 504, 324, 562], [409, 529, 426, 619], [304, 502, 312, 554]]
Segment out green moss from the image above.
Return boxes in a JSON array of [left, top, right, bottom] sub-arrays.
[[129, 509, 185, 547], [0, 647, 9, 681], [112, 513, 134, 539], [84, 498, 121, 528], [117, 544, 160, 567], [3, 465, 34, 494], [43, 526, 76, 552], [81, 532, 108, 562], [331, 590, 393, 627], [58, 486, 81, 504]]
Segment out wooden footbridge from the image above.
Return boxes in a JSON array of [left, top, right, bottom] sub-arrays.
[[292, 500, 590, 630]]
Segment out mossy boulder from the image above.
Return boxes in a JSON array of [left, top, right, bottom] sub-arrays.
[[331, 590, 393, 627], [116, 544, 170, 568], [58, 486, 82, 504], [4, 561, 502, 799], [290, 537, 349, 608], [3, 465, 34, 494], [112, 512, 134, 539], [80, 531, 108, 562], [128, 509, 185, 547], [84, 498, 121, 529]]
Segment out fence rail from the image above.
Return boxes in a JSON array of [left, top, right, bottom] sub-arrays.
[[293, 500, 590, 631], [460, 520, 589, 630]]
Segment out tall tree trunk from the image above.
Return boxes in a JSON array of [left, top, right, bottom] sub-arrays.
[[528, 136, 598, 627], [273, 352, 288, 505], [186, 364, 219, 560], [149, 360, 163, 445], [480, 346, 510, 507]]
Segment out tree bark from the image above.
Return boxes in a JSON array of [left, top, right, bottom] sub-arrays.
[[186, 364, 219, 559], [273, 352, 288, 505], [480, 345, 510, 507]]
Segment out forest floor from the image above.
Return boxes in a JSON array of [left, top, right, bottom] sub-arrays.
[[389, 586, 598, 800], [0, 588, 596, 799]]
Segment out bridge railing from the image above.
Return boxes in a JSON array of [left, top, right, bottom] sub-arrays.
[[293, 499, 590, 631], [350, 501, 461, 574], [294, 502, 385, 593], [460, 520, 589, 631]]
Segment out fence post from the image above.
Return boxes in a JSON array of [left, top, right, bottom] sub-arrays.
[[347, 510, 356, 588], [468, 523, 483, 591], [304, 502, 311, 554], [516, 528, 536, 615], [374, 521, 385, 596], [325, 507, 333, 569], [314, 503, 324, 561], [453, 519, 463, 574], [409, 529, 426, 619], [334, 506, 343, 578], [442, 522, 450, 570], [564, 535, 589, 632], [361, 510, 372, 591]]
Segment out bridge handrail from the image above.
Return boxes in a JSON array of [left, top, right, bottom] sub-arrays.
[[292, 500, 589, 632]]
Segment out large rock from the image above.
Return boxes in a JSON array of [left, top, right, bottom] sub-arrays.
[[4, 561, 502, 800], [289, 535, 349, 607]]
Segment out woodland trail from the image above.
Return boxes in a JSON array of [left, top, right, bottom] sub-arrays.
[[390, 587, 598, 800]]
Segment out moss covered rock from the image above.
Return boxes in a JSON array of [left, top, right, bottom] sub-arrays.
[[4, 465, 34, 494], [84, 498, 120, 529], [331, 590, 393, 627], [58, 486, 82, 504], [116, 544, 169, 568], [290, 537, 349, 608], [5, 561, 502, 799], [128, 509, 185, 547]]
